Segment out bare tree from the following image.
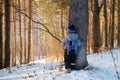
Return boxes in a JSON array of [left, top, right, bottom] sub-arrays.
[[0, 0, 3, 69], [23, 0, 27, 63], [18, 0, 23, 64], [87, 0, 94, 54], [4, 0, 11, 68], [110, 0, 115, 48], [118, 0, 120, 47], [103, 0, 108, 47], [28, 0, 34, 63], [68, 0, 88, 69], [59, 0, 65, 40], [11, 0, 16, 66], [92, 0, 103, 53]]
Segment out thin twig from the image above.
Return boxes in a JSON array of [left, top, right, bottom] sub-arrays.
[[109, 48, 120, 80], [10, 4, 62, 43]]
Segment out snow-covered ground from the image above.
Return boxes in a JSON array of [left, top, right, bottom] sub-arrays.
[[0, 49, 120, 80]]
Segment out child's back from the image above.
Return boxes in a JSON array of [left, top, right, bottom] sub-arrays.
[[62, 25, 83, 71]]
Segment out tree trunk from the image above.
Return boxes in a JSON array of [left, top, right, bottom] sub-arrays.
[[18, 0, 23, 64], [36, 12, 42, 59], [11, 0, 16, 66], [92, 0, 101, 53], [118, 0, 120, 47], [103, 0, 108, 47], [111, 0, 115, 48], [28, 0, 34, 63], [68, 0, 88, 69], [4, 0, 11, 68], [59, 0, 65, 40], [87, 0, 94, 54], [23, 0, 27, 63], [0, 0, 3, 69]]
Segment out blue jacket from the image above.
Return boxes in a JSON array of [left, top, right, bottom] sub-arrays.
[[62, 33, 83, 55]]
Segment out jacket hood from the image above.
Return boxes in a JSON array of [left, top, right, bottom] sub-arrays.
[[67, 25, 76, 33], [66, 33, 78, 41], [67, 28, 76, 34]]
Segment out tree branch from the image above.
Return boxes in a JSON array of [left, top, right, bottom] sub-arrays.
[[0, 13, 4, 17], [98, 1, 104, 13], [109, 48, 120, 80], [11, 4, 62, 43]]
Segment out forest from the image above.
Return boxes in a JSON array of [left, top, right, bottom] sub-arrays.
[[0, 0, 120, 70]]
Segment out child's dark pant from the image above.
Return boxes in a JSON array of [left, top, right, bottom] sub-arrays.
[[64, 49, 76, 69]]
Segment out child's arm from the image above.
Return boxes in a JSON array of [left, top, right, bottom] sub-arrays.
[[78, 39, 84, 47]]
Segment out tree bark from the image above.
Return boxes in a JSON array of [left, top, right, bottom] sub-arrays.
[[118, 0, 120, 47], [87, 0, 94, 54], [59, 0, 65, 40], [103, 0, 108, 47], [0, 0, 3, 69], [68, 0, 88, 69], [92, 0, 102, 53], [18, 0, 23, 64], [23, 0, 27, 63], [111, 0, 115, 48], [11, 0, 16, 66], [28, 0, 34, 63], [4, 0, 11, 68]]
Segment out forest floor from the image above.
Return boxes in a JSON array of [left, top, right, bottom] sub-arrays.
[[0, 49, 120, 80]]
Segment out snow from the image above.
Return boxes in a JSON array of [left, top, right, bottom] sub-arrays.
[[0, 49, 120, 80]]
